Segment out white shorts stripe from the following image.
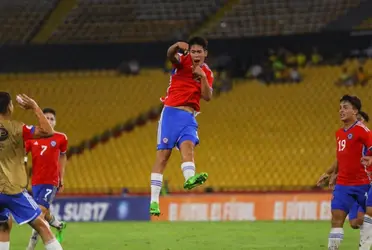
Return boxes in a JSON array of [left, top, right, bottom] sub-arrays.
[[157, 108, 165, 145], [22, 191, 39, 210]]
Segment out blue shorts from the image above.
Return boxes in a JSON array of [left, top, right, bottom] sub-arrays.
[[32, 184, 58, 209], [157, 106, 199, 150], [332, 184, 370, 214], [367, 185, 372, 207], [348, 202, 365, 220], [0, 190, 41, 225]]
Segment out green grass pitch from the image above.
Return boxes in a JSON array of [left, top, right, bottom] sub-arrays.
[[12, 221, 358, 249]]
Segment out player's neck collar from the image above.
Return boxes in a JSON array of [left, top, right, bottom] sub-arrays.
[[343, 120, 358, 132]]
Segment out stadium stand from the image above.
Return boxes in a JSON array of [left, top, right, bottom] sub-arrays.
[[204, 0, 361, 38], [0, 70, 170, 146], [355, 18, 372, 30], [0, 0, 58, 45], [47, 0, 228, 43], [36, 60, 370, 193]]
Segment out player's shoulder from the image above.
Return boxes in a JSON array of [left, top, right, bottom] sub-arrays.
[[178, 53, 191, 64], [54, 131, 68, 140], [202, 63, 213, 76], [8, 120, 24, 129], [202, 62, 212, 71], [354, 122, 370, 133], [4, 120, 24, 135]]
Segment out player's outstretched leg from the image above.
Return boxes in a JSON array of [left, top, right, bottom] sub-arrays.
[[29, 215, 63, 250], [28, 205, 66, 248], [179, 141, 208, 190], [150, 149, 172, 216]]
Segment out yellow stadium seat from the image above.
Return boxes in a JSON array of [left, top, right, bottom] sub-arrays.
[[0, 70, 170, 146]]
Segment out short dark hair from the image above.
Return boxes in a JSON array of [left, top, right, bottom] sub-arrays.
[[359, 111, 370, 122], [0, 92, 11, 115], [43, 108, 56, 117], [340, 95, 361, 112], [188, 36, 208, 50]]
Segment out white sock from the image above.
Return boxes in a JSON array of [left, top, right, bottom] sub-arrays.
[[181, 162, 195, 181], [27, 229, 39, 250], [48, 215, 62, 229], [150, 173, 163, 203], [360, 215, 372, 250], [0, 242, 9, 250], [328, 227, 343, 250], [45, 239, 63, 250]]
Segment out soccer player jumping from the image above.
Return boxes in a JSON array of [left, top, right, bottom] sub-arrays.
[[0, 92, 63, 250], [26, 108, 68, 249], [150, 37, 213, 216], [328, 95, 372, 250]]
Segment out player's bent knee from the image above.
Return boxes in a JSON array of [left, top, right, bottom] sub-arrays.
[[0, 222, 10, 233], [39, 205, 49, 216], [0, 222, 10, 242], [30, 216, 48, 232], [44, 210, 52, 221], [6, 218, 12, 231], [349, 220, 360, 229], [30, 216, 54, 242]]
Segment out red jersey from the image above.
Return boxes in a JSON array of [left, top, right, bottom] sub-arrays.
[[336, 121, 372, 185], [161, 53, 214, 112], [23, 124, 35, 141], [25, 132, 68, 186]]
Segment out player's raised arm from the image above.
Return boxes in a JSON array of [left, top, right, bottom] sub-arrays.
[[59, 134, 68, 192], [167, 42, 189, 65], [16, 94, 54, 138], [193, 65, 213, 101]]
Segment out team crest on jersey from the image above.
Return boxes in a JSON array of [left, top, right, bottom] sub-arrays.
[[163, 138, 168, 144], [0, 127, 8, 142], [347, 133, 353, 140], [50, 141, 57, 147]]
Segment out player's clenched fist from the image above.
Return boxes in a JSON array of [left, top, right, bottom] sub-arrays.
[[328, 173, 337, 190], [176, 42, 189, 52], [361, 156, 372, 166], [192, 65, 206, 78], [316, 173, 329, 187]]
